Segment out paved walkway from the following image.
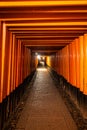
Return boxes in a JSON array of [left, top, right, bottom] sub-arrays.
[[15, 68, 77, 130]]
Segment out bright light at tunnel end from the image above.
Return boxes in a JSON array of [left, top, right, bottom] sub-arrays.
[[35, 52, 41, 59], [37, 55, 41, 60]]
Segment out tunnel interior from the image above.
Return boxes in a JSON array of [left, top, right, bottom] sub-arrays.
[[0, 1, 87, 129]]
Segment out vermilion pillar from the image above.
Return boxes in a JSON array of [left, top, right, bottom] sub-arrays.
[[3, 28, 10, 99], [79, 36, 83, 92], [83, 34, 87, 95], [1, 22, 6, 100], [72, 41, 76, 87], [17, 39, 22, 87], [0, 21, 3, 103], [62, 48, 64, 78], [75, 38, 80, 89], [10, 34, 16, 91], [60, 49, 63, 76], [65, 45, 69, 82], [69, 43, 72, 85], [7, 32, 13, 94], [59, 51, 61, 76], [15, 39, 19, 88]]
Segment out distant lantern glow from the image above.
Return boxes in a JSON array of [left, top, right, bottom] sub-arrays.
[[37, 55, 41, 60], [42, 56, 45, 60], [35, 52, 38, 56]]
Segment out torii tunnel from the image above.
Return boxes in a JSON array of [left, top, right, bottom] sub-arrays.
[[0, 1, 87, 130]]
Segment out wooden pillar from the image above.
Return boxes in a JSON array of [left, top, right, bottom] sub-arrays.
[[21, 43, 24, 82], [65, 45, 69, 82], [69, 43, 72, 85], [7, 32, 12, 95], [60, 49, 63, 76], [0, 21, 3, 103], [81, 34, 87, 118], [1, 22, 6, 100], [14, 38, 18, 88], [17, 39, 21, 85], [10, 34, 15, 91], [83, 34, 87, 95], [62, 48, 64, 78], [79, 36, 83, 92], [13, 34, 17, 90], [72, 41, 76, 87], [75, 38, 80, 89], [27, 48, 30, 76], [15, 39, 19, 87], [3, 28, 11, 99]]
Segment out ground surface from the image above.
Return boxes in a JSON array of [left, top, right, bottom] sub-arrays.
[[12, 68, 77, 130]]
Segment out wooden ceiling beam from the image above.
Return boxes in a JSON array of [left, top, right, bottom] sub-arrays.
[[11, 30, 86, 34], [15, 33, 82, 36], [22, 40, 71, 45], [0, 1, 87, 7], [1, 1, 87, 52], [0, 13, 87, 19], [9, 27, 87, 31], [27, 46, 64, 50], [22, 40, 72, 43], [6, 22, 87, 27], [26, 46, 65, 52], [0, 4, 87, 11], [16, 35, 77, 38]]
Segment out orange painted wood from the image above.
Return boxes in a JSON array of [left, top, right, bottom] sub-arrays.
[[10, 34, 15, 92], [1, 23, 7, 99], [59, 50, 61, 75], [22, 45, 25, 81], [75, 38, 80, 89], [23, 46, 26, 79], [69, 43, 72, 84], [64, 47, 66, 79], [13, 35, 17, 90], [0, 24, 39, 102], [63, 48, 65, 78], [62, 49, 64, 77], [3, 29, 9, 98], [13, 34, 16, 90], [15, 40, 19, 87], [65, 45, 69, 82], [72, 41, 76, 86], [60, 50, 62, 75], [0, 21, 3, 103], [19, 41, 22, 84], [7, 32, 12, 95], [70, 42, 73, 85], [22, 47, 31, 80], [29, 49, 31, 74], [21, 44, 24, 82], [18, 40, 21, 85], [83, 34, 87, 95], [79, 36, 83, 92]]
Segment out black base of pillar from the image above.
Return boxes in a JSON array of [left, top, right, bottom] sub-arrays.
[[82, 95, 87, 119], [0, 70, 36, 130], [48, 67, 87, 120]]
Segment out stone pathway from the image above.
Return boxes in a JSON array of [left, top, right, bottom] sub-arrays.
[[15, 68, 77, 130]]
